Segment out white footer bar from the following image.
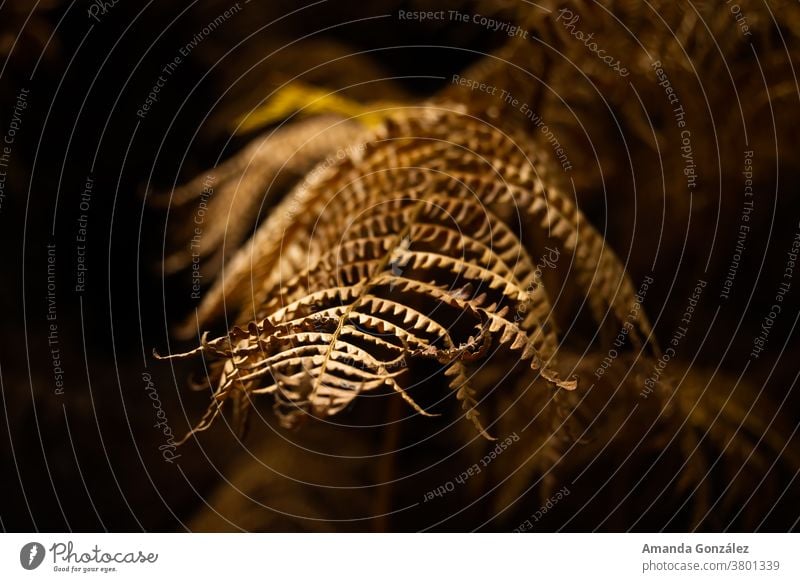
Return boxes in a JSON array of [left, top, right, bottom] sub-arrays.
[[1, 533, 796, 581]]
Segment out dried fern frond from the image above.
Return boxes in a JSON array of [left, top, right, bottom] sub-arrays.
[[150, 0, 800, 532], [476, 351, 799, 530], [162, 104, 656, 442], [158, 115, 368, 279]]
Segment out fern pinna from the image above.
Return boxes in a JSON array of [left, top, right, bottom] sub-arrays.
[[159, 104, 655, 443]]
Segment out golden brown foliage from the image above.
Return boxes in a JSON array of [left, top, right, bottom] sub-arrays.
[[162, 106, 657, 443], [156, 0, 800, 530]]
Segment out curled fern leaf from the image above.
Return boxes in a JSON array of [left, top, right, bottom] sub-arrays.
[[165, 105, 657, 442]]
